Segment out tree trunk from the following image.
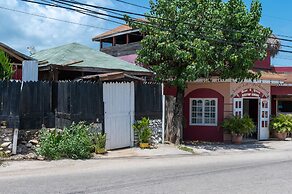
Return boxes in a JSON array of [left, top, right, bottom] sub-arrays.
[[165, 95, 175, 143], [165, 87, 184, 145]]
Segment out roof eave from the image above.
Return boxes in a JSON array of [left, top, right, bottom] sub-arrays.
[[39, 63, 153, 76], [92, 29, 140, 42], [0, 42, 34, 61]]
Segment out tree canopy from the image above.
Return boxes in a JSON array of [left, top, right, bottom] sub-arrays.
[[0, 51, 13, 80], [131, 0, 271, 89], [128, 0, 272, 144]]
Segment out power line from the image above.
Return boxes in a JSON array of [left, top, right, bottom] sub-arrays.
[[49, 0, 146, 17], [56, 0, 126, 16], [274, 57, 292, 61], [40, 0, 292, 44], [41, 0, 128, 21], [279, 50, 292, 54], [20, 0, 126, 25], [274, 34, 292, 40], [113, 0, 150, 10], [0, 5, 111, 30], [18, 1, 275, 44], [270, 42, 292, 49], [20, 0, 292, 54]]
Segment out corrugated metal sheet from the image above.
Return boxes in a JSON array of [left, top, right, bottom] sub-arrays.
[[22, 60, 38, 82], [32, 43, 150, 73]]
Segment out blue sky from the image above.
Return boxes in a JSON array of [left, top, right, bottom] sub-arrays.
[[0, 0, 291, 66]]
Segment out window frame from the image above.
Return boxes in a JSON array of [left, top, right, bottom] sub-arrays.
[[277, 100, 292, 114], [189, 98, 218, 126]]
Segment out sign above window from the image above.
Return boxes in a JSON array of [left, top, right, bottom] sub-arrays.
[[234, 88, 267, 99]]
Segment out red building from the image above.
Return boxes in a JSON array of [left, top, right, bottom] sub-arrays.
[[93, 24, 292, 142]]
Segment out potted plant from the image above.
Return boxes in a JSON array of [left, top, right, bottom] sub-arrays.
[[222, 115, 256, 144], [133, 117, 152, 149], [271, 114, 292, 140], [93, 132, 107, 154]]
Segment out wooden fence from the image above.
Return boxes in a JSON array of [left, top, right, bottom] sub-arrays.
[[0, 81, 21, 128], [135, 83, 162, 120], [20, 81, 55, 129], [0, 81, 162, 130], [55, 81, 104, 129]]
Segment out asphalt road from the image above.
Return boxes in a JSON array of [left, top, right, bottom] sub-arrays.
[[1, 150, 292, 194]]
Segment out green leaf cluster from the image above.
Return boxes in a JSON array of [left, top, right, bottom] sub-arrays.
[[133, 117, 152, 143], [93, 132, 107, 154], [38, 122, 93, 160], [271, 114, 292, 133], [222, 115, 256, 136], [0, 51, 13, 80], [130, 0, 271, 89]]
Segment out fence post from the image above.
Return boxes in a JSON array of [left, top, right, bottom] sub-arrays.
[[162, 83, 165, 144], [130, 82, 135, 147]]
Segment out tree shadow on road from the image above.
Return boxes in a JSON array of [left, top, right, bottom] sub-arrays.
[[185, 141, 272, 151]]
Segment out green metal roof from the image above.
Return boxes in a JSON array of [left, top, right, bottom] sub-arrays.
[[32, 43, 150, 73]]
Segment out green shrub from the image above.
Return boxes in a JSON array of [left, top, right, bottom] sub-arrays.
[[38, 122, 93, 160], [37, 128, 62, 160], [222, 115, 256, 136], [59, 122, 93, 159], [93, 132, 107, 154], [271, 114, 292, 133], [0, 51, 13, 80], [133, 117, 152, 143]]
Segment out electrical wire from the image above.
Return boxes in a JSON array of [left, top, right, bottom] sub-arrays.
[[41, 0, 291, 42], [20, 0, 126, 25], [113, 0, 150, 10], [19, 0, 292, 55], [24, 0, 289, 44], [0, 5, 111, 30]]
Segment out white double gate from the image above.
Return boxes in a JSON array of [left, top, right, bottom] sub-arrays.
[[103, 82, 135, 150]]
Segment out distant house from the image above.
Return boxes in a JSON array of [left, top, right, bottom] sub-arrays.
[[93, 24, 292, 143], [92, 23, 143, 65], [0, 42, 33, 80], [32, 43, 152, 81]]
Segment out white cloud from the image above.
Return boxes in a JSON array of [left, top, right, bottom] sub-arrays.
[[0, 0, 113, 54]]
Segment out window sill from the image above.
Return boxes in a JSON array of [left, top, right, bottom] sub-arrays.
[[189, 124, 218, 127]]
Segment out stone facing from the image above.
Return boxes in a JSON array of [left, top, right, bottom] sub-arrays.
[[149, 119, 163, 144], [0, 127, 14, 156]]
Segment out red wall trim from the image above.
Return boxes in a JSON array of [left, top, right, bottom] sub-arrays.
[[12, 65, 22, 80], [254, 52, 271, 70], [271, 86, 292, 95], [163, 85, 177, 96], [183, 88, 224, 142]]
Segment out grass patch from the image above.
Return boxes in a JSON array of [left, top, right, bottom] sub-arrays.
[[178, 145, 195, 154]]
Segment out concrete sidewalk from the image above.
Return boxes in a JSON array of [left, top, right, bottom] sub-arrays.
[[2, 140, 292, 163], [94, 144, 193, 159], [94, 140, 292, 159], [187, 139, 292, 155]]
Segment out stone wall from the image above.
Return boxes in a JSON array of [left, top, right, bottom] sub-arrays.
[[17, 130, 40, 154], [0, 127, 14, 156], [134, 119, 163, 147], [149, 119, 163, 144]]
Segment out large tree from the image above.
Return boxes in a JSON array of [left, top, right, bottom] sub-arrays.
[[0, 51, 13, 80], [129, 0, 272, 144]]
